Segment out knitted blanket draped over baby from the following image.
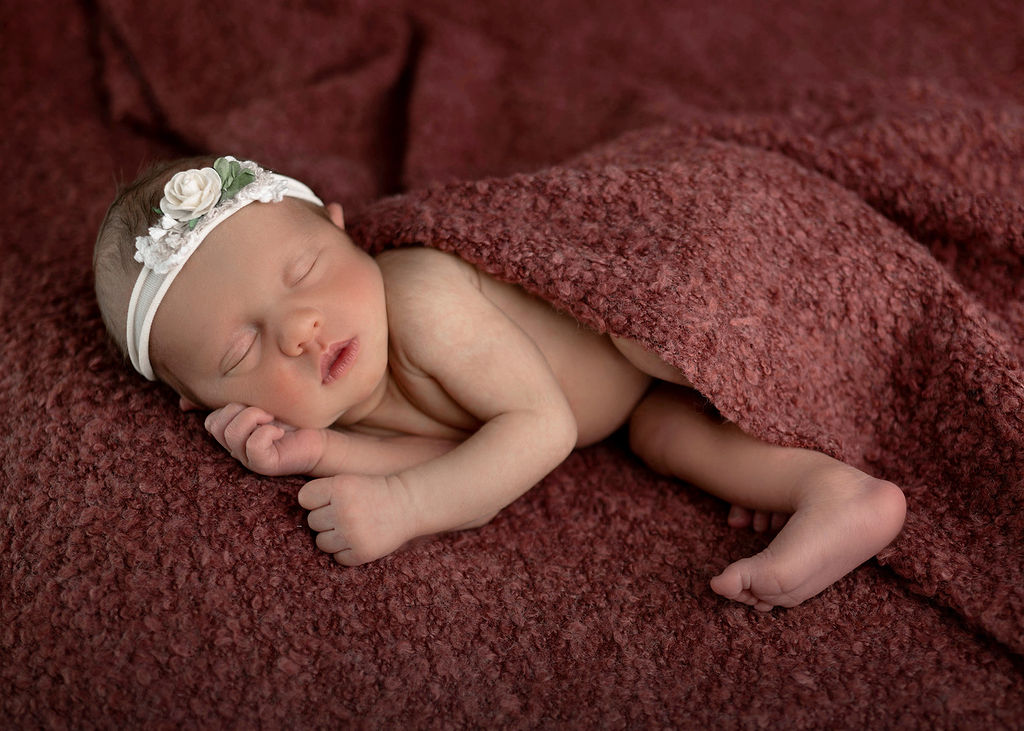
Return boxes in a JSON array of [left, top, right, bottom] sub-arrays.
[[352, 110, 1024, 651]]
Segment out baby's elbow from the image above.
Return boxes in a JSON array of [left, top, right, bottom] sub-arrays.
[[547, 403, 578, 458]]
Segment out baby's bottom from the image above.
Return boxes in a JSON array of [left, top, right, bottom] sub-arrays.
[[628, 383, 906, 610]]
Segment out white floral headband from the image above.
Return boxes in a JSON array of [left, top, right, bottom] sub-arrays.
[[126, 156, 323, 380]]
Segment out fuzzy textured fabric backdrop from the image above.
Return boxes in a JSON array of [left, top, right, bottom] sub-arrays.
[[3, 1, 1023, 727]]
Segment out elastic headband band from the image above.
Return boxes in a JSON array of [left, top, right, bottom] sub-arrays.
[[126, 156, 323, 379]]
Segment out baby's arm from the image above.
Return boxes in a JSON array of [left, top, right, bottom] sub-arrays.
[[204, 403, 457, 477], [298, 250, 578, 564], [379, 251, 578, 533]]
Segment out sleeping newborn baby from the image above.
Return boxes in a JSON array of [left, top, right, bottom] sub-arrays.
[[93, 156, 906, 611]]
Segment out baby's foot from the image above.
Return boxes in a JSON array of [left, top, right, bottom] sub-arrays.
[[710, 471, 906, 610]]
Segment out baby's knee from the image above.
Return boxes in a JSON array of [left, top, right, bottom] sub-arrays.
[[869, 478, 907, 534]]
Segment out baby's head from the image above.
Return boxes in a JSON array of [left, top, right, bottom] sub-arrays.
[[94, 156, 390, 429]]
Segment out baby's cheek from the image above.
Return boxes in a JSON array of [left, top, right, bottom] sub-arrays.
[[261, 376, 320, 428]]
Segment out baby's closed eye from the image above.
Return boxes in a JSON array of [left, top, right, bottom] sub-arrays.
[[223, 330, 259, 374], [288, 251, 320, 286]]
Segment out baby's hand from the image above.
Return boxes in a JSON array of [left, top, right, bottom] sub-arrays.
[[297, 473, 418, 566], [205, 403, 325, 476]]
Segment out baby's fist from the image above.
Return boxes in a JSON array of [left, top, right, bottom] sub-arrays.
[[298, 473, 418, 566], [205, 403, 325, 476]]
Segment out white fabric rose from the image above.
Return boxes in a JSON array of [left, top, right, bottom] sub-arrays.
[[160, 167, 223, 222]]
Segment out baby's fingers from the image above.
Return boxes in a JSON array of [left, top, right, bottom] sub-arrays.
[[205, 403, 248, 441], [305, 506, 352, 558], [205, 402, 248, 423], [226, 408, 275, 445], [297, 478, 333, 510], [211, 405, 274, 454], [244, 423, 286, 465], [306, 505, 337, 533]]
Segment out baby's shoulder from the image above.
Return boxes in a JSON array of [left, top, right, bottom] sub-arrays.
[[376, 245, 474, 276], [377, 248, 487, 364], [376, 247, 480, 304]]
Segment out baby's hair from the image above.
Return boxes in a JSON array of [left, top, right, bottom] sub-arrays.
[[93, 155, 217, 360]]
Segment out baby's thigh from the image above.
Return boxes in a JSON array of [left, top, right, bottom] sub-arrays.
[[610, 336, 691, 387]]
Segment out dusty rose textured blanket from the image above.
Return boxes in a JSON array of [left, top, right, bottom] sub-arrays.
[[3, 0, 1023, 727]]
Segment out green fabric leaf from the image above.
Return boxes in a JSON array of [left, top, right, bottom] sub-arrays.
[[221, 169, 255, 200], [213, 157, 255, 201], [213, 157, 232, 182]]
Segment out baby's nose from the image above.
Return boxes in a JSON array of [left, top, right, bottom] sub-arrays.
[[279, 307, 321, 356]]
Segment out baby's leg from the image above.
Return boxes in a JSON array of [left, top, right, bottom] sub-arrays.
[[612, 336, 789, 531], [628, 383, 906, 610]]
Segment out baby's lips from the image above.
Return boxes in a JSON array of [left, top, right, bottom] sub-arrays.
[[320, 341, 342, 383], [321, 339, 355, 384]]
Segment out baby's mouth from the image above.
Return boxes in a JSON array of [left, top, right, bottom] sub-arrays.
[[321, 339, 358, 384]]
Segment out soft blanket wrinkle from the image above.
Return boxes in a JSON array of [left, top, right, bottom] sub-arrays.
[[2, 0, 1022, 726]]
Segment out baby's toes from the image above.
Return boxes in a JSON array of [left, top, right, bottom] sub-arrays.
[[710, 562, 746, 601]]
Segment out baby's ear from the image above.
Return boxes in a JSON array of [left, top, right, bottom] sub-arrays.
[[326, 202, 345, 229], [178, 395, 203, 412]]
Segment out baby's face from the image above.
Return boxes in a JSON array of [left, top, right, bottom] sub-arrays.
[[149, 198, 390, 429]]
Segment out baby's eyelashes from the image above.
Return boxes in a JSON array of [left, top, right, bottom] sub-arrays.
[[222, 332, 258, 375], [288, 252, 319, 286], [296, 256, 318, 283]]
